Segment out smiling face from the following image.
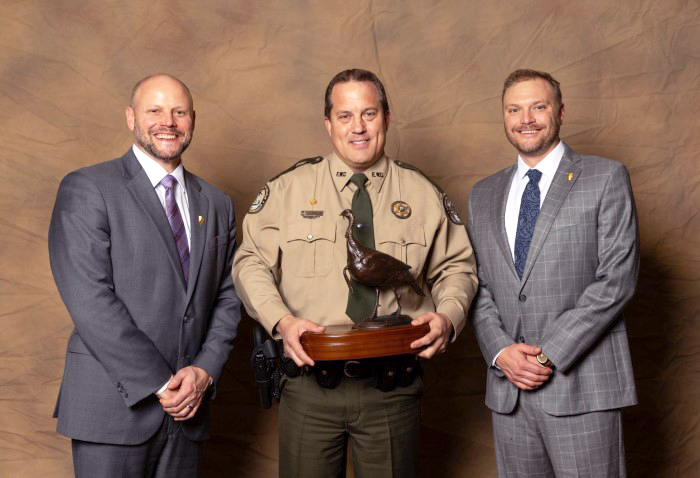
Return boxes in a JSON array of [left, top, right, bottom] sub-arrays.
[[125, 75, 195, 171], [324, 80, 389, 172], [503, 78, 564, 167]]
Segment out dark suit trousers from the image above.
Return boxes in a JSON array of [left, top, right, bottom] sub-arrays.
[[72, 416, 201, 478]]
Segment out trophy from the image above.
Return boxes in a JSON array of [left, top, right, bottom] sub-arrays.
[[299, 209, 430, 360]]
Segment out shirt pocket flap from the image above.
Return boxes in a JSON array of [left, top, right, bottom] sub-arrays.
[[377, 225, 426, 247], [286, 220, 337, 243]]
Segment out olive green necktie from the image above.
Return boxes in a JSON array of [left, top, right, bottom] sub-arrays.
[[345, 173, 376, 322]]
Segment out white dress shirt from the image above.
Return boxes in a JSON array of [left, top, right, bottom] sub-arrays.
[[504, 140, 564, 259], [493, 140, 565, 367], [132, 145, 191, 247], [132, 145, 190, 395]]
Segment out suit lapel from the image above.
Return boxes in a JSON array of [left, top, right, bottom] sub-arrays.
[[184, 171, 208, 302], [122, 150, 187, 289], [492, 166, 519, 279], [520, 146, 582, 284]]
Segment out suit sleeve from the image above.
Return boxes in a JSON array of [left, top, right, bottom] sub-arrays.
[[192, 194, 241, 384], [49, 171, 172, 407], [232, 182, 292, 336], [467, 191, 515, 373], [425, 208, 478, 340], [540, 163, 640, 373]]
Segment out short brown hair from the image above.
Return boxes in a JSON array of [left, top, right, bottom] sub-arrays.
[[502, 69, 562, 106], [324, 69, 389, 120]]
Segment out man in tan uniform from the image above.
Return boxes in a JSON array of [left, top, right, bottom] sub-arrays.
[[233, 68, 477, 478]]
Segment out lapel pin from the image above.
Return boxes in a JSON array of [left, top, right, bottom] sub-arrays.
[[198, 215, 205, 225], [566, 172, 574, 181], [309, 198, 317, 205]]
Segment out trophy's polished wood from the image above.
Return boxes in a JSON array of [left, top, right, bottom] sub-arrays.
[[300, 323, 431, 361]]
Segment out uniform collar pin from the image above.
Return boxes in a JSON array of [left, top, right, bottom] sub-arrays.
[[198, 215, 205, 224], [566, 172, 574, 181]]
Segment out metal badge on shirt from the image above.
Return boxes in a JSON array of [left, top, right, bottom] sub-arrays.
[[301, 210, 324, 219], [391, 201, 412, 219]]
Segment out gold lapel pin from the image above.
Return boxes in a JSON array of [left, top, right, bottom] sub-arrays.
[[309, 198, 317, 205], [566, 172, 575, 181], [198, 215, 205, 225]]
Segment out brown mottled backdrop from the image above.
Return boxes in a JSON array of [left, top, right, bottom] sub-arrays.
[[1, 0, 698, 476]]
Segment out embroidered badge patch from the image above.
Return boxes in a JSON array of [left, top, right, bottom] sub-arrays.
[[442, 194, 463, 225], [391, 201, 412, 219], [249, 185, 270, 214]]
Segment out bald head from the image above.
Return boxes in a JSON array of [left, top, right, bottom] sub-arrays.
[[130, 74, 193, 109]]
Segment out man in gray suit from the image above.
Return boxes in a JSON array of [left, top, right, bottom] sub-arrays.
[[467, 69, 639, 476], [49, 74, 240, 477]]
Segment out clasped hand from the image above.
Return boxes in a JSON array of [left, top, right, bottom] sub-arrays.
[[495, 344, 552, 390], [157, 366, 211, 421]]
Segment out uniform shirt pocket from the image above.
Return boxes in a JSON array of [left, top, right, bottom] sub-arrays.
[[376, 225, 426, 273], [285, 220, 336, 277]]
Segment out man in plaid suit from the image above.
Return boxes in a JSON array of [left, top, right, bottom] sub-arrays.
[[467, 69, 639, 477]]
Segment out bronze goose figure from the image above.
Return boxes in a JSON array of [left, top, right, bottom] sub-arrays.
[[341, 209, 424, 320]]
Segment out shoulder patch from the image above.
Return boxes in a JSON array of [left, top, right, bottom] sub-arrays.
[[269, 156, 323, 182], [249, 185, 270, 214], [442, 193, 463, 225]]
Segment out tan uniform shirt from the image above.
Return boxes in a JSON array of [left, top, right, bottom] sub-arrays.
[[233, 152, 478, 338]]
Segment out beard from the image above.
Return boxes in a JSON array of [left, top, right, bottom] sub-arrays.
[[505, 116, 561, 158], [133, 123, 192, 161]]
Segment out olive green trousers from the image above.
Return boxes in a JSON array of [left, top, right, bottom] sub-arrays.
[[278, 373, 423, 478]]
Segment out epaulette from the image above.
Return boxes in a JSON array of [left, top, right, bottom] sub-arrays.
[[394, 160, 463, 225], [249, 156, 323, 215], [394, 160, 445, 193], [269, 156, 323, 182]]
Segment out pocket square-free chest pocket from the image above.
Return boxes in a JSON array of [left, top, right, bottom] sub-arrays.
[[376, 225, 426, 272], [285, 220, 336, 277]]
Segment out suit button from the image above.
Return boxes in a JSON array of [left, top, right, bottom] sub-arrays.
[[519, 294, 527, 302], [519, 336, 525, 343], [184, 316, 191, 323]]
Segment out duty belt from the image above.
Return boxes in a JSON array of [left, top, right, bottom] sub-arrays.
[[282, 354, 421, 392]]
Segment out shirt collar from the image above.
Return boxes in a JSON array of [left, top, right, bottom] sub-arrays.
[[328, 151, 389, 193], [515, 140, 565, 181], [132, 144, 186, 190]]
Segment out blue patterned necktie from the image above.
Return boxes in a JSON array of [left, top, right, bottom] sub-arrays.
[[514, 169, 542, 279], [160, 175, 190, 286]]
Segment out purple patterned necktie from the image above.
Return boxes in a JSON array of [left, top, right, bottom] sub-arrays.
[[514, 169, 542, 279], [159, 175, 190, 286]]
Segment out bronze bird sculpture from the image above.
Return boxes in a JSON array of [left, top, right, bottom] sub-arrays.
[[341, 209, 425, 321]]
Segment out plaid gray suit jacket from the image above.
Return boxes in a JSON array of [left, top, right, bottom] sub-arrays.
[[467, 144, 639, 416], [49, 150, 241, 444]]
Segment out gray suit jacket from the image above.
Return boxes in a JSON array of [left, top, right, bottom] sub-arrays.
[[467, 144, 639, 416], [49, 149, 241, 444]]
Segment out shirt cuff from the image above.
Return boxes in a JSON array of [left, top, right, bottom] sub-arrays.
[[436, 299, 466, 342], [492, 348, 505, 369], [155, 376, 172, 396]]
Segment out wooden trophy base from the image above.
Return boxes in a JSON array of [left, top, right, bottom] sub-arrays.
[[300, 316, 430, 361]]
